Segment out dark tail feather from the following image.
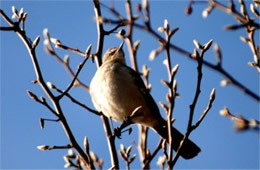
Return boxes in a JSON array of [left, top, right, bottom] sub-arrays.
[[154, 123, 201, 159]]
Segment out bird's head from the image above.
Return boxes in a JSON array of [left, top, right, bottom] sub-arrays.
[[103, 42, 125, 64]]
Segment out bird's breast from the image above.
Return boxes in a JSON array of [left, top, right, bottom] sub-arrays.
[[90, 62, 146, 122]]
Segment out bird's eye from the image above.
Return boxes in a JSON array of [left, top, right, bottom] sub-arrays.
[[109, 50, 116, 56]]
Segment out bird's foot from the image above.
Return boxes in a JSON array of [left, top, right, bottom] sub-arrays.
[[113, 116, 133, 139]]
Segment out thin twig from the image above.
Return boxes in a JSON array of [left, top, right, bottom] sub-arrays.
[[93, 0, 119, 169], [125, 0, 139, 72], [51, 85, 101, 116], [209, 0, 260, 29], [54, 42, 86, 57], [205, 0, 260, 72], [0, 9, 16, 26], [0, 26, 16, 31], [138, 125, 149, 169], [27, 90, 58, 116], [220, 107, 260, 132], [57, 47, 90, 100], [43, 29, 89, 91], [143, 139, 163, 168], [101, 115, 119, 169], [93, 0, 104, 67], [192, 88, 216, 130], [0, 9, 94, 169], [97, 16, 260, 102], [171, 44, 205, 168], [125, 0, 151, 168], [187, 52, 204, 131], [37, 144, 72, 151]]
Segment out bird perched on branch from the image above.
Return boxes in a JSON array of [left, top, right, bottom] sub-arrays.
[[89, 42, 201, 159]]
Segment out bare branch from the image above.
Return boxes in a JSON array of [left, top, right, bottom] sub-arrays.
[[93, 0, 119, 169], [0, 8, 93, 168], [192, 88, 216, 130], [43, 29, 90, 91], [48, 83, 101, 116], [57, 45, 91, 100], [98, 15, 260, 101], [220, 107, 260, 132], [37, 144, 72, 151], [171, 40, 214, 168]]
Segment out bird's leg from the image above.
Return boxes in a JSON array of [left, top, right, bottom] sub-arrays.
[[113, 116, 133, 139], [113, 106, 143, 138]]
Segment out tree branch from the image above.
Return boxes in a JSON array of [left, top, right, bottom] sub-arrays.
[[96, 16, 260, 102], [92, 0, 119, 169], [0, 9, 94, 169]]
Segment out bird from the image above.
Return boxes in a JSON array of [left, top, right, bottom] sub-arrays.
[[89, 42, 201, 159]]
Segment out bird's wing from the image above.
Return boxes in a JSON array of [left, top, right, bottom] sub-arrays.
[[125, 65, 163, 121]]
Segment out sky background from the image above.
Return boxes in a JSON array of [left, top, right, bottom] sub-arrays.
[[1, 0, 259, 169]]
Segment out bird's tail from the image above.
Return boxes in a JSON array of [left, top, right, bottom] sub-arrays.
[[153, 122, 201, 159]]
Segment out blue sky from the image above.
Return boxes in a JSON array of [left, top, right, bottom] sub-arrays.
[[1, 0, 259, 169]]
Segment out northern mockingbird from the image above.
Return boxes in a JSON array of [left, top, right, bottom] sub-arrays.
[[89, 42, 201, 159]]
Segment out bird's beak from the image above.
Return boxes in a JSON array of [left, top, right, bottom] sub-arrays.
[[117, 41, 124, 52]]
